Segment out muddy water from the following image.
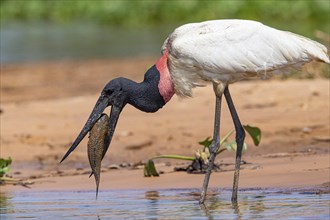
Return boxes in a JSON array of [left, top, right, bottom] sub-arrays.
[[0, 189, 329, 219]]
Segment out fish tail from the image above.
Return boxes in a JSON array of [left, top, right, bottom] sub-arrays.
[[95, 174, 100, 200], [96, 185, 99, 200]]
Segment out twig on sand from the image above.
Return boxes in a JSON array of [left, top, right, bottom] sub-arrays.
[[0, 176, 35, 188]]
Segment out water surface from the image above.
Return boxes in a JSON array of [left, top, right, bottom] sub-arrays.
[[2, 21, 326, 65], [1, 189, 329, 219], [0, 22, 172, 64]]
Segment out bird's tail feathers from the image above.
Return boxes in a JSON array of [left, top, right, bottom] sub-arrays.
[[287, 31, 330, 64]]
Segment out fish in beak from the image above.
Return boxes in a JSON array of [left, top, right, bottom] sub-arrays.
[[60, 79, 127, 164], [87, 113, 109, 199]]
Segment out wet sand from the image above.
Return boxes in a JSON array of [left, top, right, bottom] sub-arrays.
[[1, 58, 329, 193]]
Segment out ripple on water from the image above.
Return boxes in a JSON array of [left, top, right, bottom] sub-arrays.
[[0, 189, 329, 219]]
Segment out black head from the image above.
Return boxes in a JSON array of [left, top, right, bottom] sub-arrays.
[[101, 78, 129, 108], [60, 64, 168, 163], [60, 78, 128, 163]]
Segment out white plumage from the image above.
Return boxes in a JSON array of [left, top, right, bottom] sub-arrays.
[[161, 19, 329, 97], [60, 19, 329, 204]]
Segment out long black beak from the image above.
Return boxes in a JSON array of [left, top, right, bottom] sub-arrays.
[[60, 95, 112, 163], [101, 104, 122, 160]]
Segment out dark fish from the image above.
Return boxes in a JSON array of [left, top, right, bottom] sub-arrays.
[[87, 113, 109, 199]]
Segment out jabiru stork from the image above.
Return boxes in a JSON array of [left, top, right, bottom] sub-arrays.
[[60, 19, 330, 204]]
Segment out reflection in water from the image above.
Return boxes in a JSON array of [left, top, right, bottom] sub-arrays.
[[145, 190, 159, 200], [200, 203, 213, 220], [0, 192, 14, 215], [145, 191, 159, 220], [249, 195, 267, 219], [231, 200, 242, 220], [0, 189, 329, 219]]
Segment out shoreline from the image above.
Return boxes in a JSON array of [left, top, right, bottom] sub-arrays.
[[2, 154, 329, 193]]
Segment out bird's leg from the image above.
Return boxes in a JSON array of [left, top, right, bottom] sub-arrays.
[[199, 94, 221, 204], [199, 82, 225, 205], [224, 87, 245, 203]]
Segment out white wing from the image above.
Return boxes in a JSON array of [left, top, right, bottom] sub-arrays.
[[162, 20, 329, 97]]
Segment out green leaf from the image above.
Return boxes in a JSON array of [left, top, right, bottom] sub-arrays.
[[0, 157, 12, 177], [198, 129, 236, 155], [217, 148, 227, 155], [143, 160, 159, 177], [198, 137, 213, 148], [151, 155, 195, 161], [219, 128, 235, 147], [225, 141, 248, 154], [244, 125, 261, 146]]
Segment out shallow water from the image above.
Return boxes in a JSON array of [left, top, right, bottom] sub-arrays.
[[0, 22, 171, 64], [0, 189, 329, 219]]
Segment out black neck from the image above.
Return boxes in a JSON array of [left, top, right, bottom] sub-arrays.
[[123, 65, 165, 113]]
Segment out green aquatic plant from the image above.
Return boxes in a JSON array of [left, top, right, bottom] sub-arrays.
[[0, 157, 35, 187], [144, 125, 261, 177], [0, 157, 12, 177]]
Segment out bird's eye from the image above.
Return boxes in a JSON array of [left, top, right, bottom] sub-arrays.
[[103, 88, 113, 95]]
